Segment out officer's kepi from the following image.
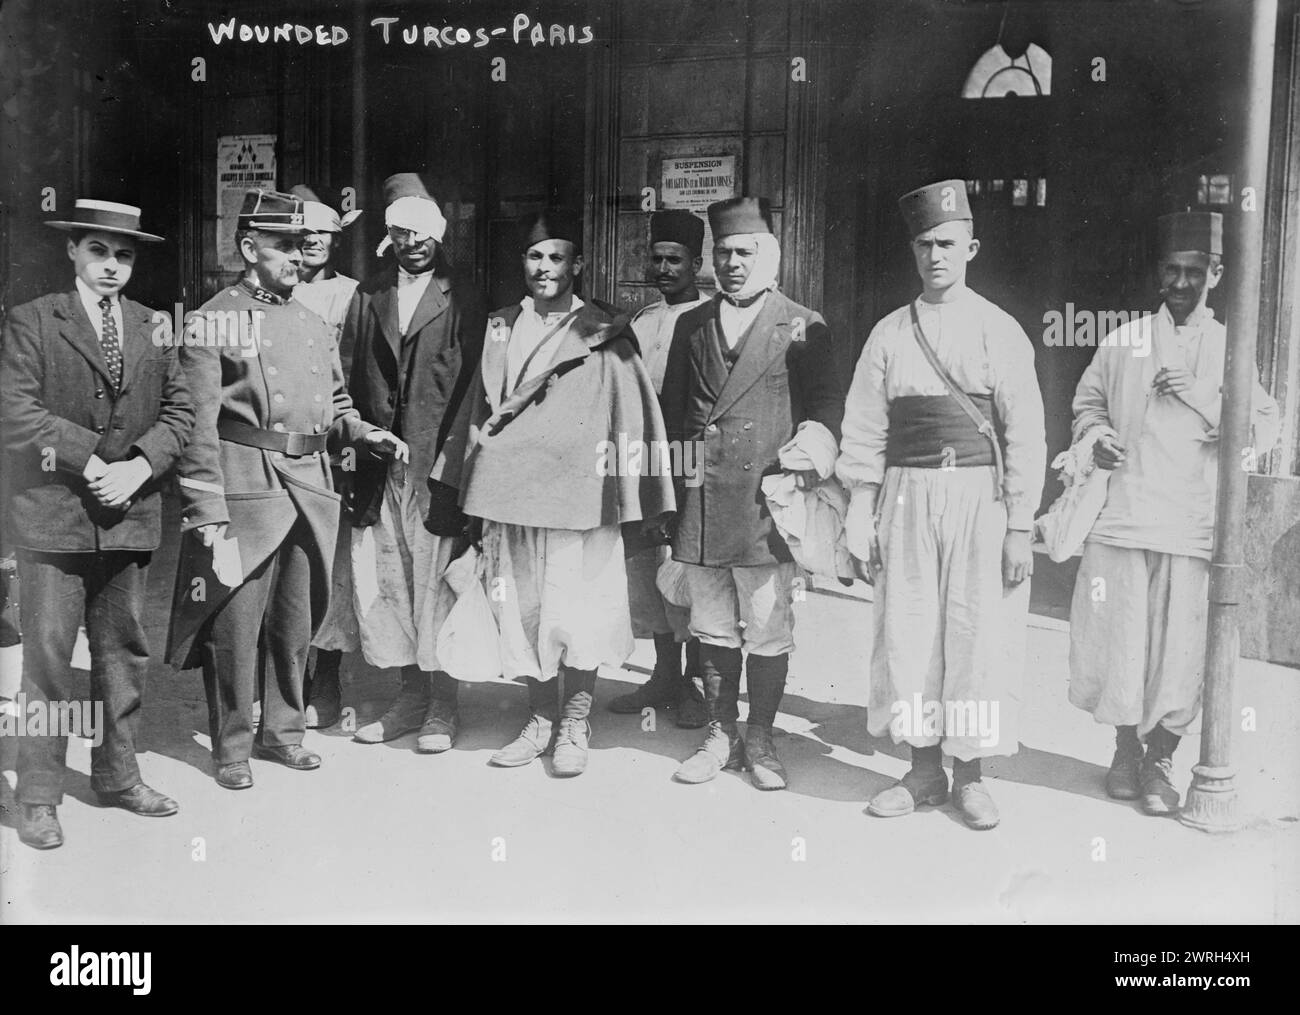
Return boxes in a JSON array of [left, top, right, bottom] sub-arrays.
[[898, 179, 973, 237]]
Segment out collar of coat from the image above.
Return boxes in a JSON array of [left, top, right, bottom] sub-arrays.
[[481, 298, 638, 413], [53, 287, 155, 391], [360, 262, 454, 348]]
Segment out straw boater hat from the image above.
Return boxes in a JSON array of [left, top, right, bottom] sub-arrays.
[[290, 184, 363, 233], [44, 199, 164, 242]]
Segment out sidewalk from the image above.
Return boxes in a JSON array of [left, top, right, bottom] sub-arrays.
[[2, 548, 1297, 923]]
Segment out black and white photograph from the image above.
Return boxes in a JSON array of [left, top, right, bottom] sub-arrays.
[[0, 0, 1297, 945]]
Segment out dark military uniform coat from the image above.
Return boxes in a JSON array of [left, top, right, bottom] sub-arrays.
[[165, 283, 375, 667]]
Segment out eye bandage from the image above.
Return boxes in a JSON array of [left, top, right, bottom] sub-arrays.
[[376, 196, 447, 257]]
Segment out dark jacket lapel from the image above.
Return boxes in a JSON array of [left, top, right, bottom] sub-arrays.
[[368, 264, 401, 357], [55, 289, 114, 387], [402, 274, 450, 343], [709, 292, 789, 421], [116, 297, 155, 394]]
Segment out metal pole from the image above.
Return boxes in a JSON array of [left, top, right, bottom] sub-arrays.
[[350, 0, 367, 282], [1181, 0, 1278, 833]]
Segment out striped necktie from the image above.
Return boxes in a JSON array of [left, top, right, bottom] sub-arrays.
[[97, 296, 123, 389]]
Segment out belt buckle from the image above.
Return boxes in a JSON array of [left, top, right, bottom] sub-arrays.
[[283, 432, 308, 457]]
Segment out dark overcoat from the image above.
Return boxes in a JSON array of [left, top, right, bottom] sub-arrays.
[[660, 291, 845, 567], [342, 263, 486, 526], [165, 285, 374, 667], [0, 288, 194, 552]]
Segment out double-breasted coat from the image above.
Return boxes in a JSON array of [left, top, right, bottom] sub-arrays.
[[165, 284, 375, 667], [0, 289, 194, 552], [660, 291, 844, 568], [342, 264, 485, 526]]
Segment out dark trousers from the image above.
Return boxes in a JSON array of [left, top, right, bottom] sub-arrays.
[[199, 518, 314, 765], [16, 550, 151, 805]]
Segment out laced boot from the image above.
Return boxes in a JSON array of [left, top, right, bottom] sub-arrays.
[[491, 677, 557, 767], [304, 649, 343, 729], [353, 666, 429, 744], [744, 653, 789, 790], [674, 644, 744, 784], [608, 633, 680, 714], [553, 668, 597, 777], [1139, 724, 1181, 816], [416, 672, 460, 754], [867, 744, 949, 817], [1105, 725, 1143, 800], [951, 756, 999, 830]]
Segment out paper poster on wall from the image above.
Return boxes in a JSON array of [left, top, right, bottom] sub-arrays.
[[217, 134, 277, 271], [660, 155, 737, 282]]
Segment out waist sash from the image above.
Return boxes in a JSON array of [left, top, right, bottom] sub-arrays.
[[886, 394, 1001, 469]]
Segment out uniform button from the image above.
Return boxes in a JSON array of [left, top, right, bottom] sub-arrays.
[[707, 423, 718, 433], [94, 425, 105, 434], [314, 424, 324, 433], [274, 392, 285, 403], [94, 390, 104, 398], [263, 338, 273, 348], [742, 422, 753, 430], [314, 394, 322, 402], [273, 422, 286, 433], [267, 366, 278, 376], [310, 365, 318, 374], [743, 463, 752, 470]]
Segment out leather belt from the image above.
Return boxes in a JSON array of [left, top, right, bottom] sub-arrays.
[[218, 419, 327, 457]]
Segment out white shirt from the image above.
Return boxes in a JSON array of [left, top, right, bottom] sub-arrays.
[[504, 295, 585, 396], [717, 291, 768, 349], [630, 294, 710, 393], [835, 284, 1047, 531], [397, 266, 434, 335], [76, 276, 123, 343]]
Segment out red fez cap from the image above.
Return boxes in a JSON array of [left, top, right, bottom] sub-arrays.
[[1157, 211, 1223, 256], [898, 179, 972, 237], [382, 173, 438, 206], [650, 209, 706, 257], [707, 197, 773, 239], [237, 189, 308, 233], [519, 208, 583, 254]]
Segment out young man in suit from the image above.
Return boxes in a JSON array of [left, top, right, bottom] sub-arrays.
[[660, 196, 844, 791], [0, 199, 195, 849], [345, 173, 486, 753]]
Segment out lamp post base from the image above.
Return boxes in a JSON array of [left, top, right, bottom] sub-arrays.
[[1179, 763, 1242, 833]]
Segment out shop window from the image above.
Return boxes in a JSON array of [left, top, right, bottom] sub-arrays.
[[962, 43, 1052, 98]]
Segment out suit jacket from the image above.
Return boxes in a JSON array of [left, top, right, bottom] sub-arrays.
[[0, 288, 194, 552], [343, 263, 486, 526], [661, 291, 844, 567], [166, 284, 375, 667]]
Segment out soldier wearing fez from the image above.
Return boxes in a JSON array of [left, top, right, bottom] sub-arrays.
[[435, 209, 674, 777], [341, 173, 486, 752], [837, 180, 1046, 830], [167, 189, 406, 791], [660, 196, 844, 791], [1067, 210, 1278, 815], [607, 209, 709, 729], [2, 199, 194, 849]]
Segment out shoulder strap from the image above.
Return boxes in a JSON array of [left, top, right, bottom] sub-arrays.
[[908, 301, 1005, 500]]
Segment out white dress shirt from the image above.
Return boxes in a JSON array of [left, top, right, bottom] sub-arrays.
[[504, 295, 586, 396], [717, 291, 768, 349], [76, 276, 123, 343], [397, 266, 434, 335]]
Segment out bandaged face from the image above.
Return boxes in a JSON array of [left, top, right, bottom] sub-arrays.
[[523, 239, 582, 302], [390, 226, 437, 273]]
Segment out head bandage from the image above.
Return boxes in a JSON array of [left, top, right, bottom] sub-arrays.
[[376, 196, 447, 257]]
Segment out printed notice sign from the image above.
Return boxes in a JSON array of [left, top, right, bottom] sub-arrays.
[[217, 134, 277, 271], [660, 155, 737, 282]]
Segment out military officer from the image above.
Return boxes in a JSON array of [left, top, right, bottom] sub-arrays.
[[166, 189, 406, 791]]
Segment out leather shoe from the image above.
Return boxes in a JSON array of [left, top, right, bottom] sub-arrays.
[[253, 743, 321, 770], [866, 767, 949, 817], [490, 713, 554, 767], [18, 804, 63, 849], [416, 698, 459, 754], [674, 723, 746, 784], [354, 685, 428, 744], [215, 761, 254, 790], [1105, 745, 1143, 801], [952, 779, 1000, 830], [551, 717, 590, 777], [96, 782, 178, 816]]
